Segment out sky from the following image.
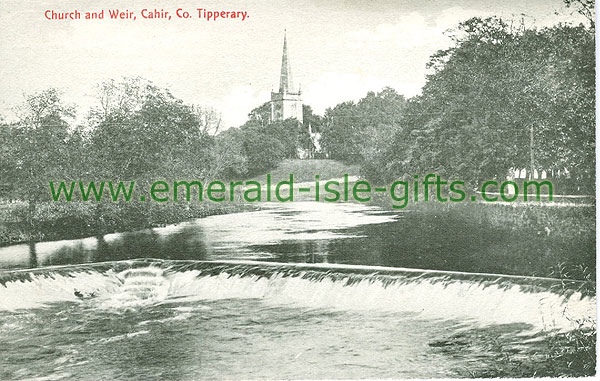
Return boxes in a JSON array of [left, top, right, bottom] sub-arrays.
[[0, 0, 587, 128]]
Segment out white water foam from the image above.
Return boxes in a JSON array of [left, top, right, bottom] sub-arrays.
[[0, 264, 594, 333], [0, 270, 123, 310], [95, 267, 170, 309], [165, 270, 595, 332]]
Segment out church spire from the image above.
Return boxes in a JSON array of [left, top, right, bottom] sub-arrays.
[[270, 30, 303, 124], [279, 30, 295, 94]]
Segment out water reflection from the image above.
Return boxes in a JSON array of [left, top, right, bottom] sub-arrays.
[[0, 203, 395, 270], [29, 242, 38, 268], [0, 224, 211, 269], [0, 201, 594, 278]]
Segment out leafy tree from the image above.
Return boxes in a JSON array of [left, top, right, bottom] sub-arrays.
[[0, 122, 19, 199], [564, 0, 594, 28], [211, 127, 248, 179], [378, 16, 594, 190], [11, 89, 77, 202], [236, 117, 301, 176], [302, 105, 322, 132], [89, 78, 214, 181], [320, 87, 406, 164], [246, 102, 272, 127]]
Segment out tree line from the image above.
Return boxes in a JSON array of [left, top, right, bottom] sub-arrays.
[[0, 78, 322, 205], [320, 6, 594, 192], [1, 1, 595, 207]]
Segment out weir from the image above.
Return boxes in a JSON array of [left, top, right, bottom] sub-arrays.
[[1, 258, 592, 291], [0, 259, 595, 332], [97, 266, 170, 309]]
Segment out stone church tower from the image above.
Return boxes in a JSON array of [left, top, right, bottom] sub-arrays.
[[270, 32, 303, 124]]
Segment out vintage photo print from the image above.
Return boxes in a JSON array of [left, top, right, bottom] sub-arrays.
[[0, 0, 596, 379]]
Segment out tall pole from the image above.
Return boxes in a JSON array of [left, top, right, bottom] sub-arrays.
[[529, 124, 535, 180]]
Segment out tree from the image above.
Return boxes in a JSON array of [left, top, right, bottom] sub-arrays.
[[12, 89, 77, 202], [247, 102, 272, 127], [320, 87, 406, 165], [211, 127, 248, 179], [564, 0, 594, 28], [0, 122, 19, 199], [89, 78, 215, 181], [235, 117, 301, 176], [378, 16, 594, 190]]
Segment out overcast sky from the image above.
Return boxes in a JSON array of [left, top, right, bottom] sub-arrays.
[[0, 0, 587, 128]]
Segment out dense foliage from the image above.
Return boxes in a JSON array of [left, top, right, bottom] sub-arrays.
[[0, 80, 317, 203], [376, 17, 595, 188], [317, 11, 594, 192], [320, 87, 406, 166]]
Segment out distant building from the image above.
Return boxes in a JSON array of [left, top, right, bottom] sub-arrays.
[[270, 31, 303, 124], [270, 31, 323, 159]]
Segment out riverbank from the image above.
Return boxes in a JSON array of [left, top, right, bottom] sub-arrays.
[[0, 200, 256, 247], [0, 159, 358, 247], [0, 159, 596, 283], [368, 191, 595, 281]]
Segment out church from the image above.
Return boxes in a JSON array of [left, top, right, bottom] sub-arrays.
[[270, 31, 303, 123], [270, 32, 321, 158]]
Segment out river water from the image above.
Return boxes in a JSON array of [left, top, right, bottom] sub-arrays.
[[0, 202, 595, 379]]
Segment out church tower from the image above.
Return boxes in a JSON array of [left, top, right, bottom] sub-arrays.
[[271, 31, 303, 124]]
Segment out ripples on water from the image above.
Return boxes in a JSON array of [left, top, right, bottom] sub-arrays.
[[0, 260, 595, 379], [0, 203, 397, 269], [0, 202, 596, 378]]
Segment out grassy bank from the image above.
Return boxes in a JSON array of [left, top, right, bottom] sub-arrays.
[[249, 158, 360, 183], [442, 319, 596, 377], [368, 192, 595, 282], [0, 200, 256, 246], [0, 159, 357, 246]]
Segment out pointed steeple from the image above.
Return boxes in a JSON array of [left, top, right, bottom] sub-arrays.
[[279, 30, 295, 94], [270, 30, 303, 124]]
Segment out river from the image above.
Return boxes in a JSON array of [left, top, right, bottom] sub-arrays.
[[0, 201, 595, 379]]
